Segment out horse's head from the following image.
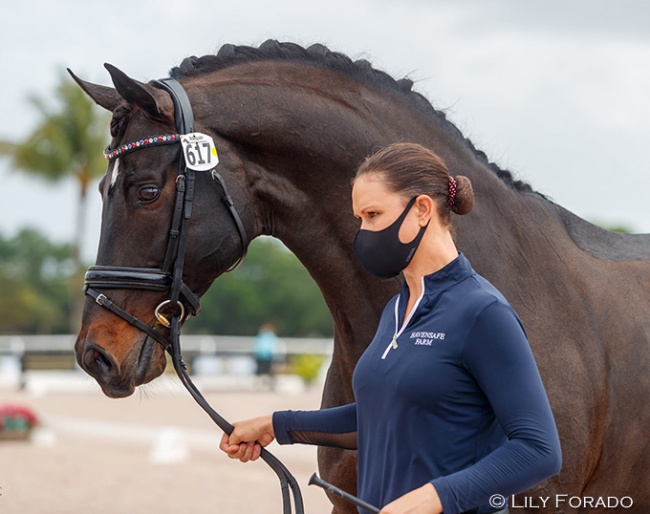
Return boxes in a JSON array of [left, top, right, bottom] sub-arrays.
[[70, 65, 249, 398]]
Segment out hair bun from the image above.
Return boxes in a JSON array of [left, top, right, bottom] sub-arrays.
[[450, 175, 474, 215]]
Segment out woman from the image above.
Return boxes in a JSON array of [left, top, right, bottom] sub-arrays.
[[220, 143, 562, 514]]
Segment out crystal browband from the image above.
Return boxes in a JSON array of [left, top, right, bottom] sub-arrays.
[[103, 134, 180, 160]]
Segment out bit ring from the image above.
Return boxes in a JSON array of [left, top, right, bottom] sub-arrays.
[[154, 300, 185, 328]]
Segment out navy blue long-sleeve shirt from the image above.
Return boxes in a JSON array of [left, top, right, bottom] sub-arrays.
[[273, 254, 561, 514]]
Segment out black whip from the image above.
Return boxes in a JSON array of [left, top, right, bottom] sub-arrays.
[[309, 473, 381, 513]]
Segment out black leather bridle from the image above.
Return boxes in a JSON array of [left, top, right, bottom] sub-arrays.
[[83, 77, 304, 514]]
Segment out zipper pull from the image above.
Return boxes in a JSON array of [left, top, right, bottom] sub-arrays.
[[381, 335, 399, 360]]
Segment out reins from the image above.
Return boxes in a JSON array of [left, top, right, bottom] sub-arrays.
[[84, 77, 304, 514]]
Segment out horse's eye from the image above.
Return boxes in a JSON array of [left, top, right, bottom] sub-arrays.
[[138, 186, 160, 203]]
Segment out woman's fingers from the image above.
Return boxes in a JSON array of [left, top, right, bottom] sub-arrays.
[[252, 441, 262, 461], [218, 416, 274, 463], [219, 432, 238, 454], [220, 432, 263, 462], [241, 442, 257, 462], [228, 441, 262, 462]]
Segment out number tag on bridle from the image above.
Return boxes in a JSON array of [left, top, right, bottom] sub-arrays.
[[180, 133, 219, 171]]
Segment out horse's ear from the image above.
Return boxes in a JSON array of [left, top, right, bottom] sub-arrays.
[[67, 69, 121, 112], [103, 63, 174, 125]]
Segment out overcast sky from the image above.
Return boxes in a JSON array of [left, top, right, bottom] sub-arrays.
[[1, 0, 649, 260]]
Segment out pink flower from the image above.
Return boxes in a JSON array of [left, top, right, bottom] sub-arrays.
[[0, 404, 39, 430]]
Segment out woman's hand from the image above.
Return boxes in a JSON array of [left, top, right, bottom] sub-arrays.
[[379, 483, 443, 514], [219, 415, 275, 463]]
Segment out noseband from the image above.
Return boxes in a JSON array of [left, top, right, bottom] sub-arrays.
[[84, 77, 304, 514]]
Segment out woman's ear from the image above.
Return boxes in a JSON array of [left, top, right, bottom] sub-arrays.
[[415, 195, 436, 226]]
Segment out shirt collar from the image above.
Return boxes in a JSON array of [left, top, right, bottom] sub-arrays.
[[400, 253, 475, 300]]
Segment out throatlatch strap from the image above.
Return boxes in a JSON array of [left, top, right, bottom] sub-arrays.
[[212, 171, 249, 271]]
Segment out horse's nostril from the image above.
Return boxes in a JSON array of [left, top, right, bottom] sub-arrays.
[[83, 343, 116, 379], [92, 348, 112, 372]]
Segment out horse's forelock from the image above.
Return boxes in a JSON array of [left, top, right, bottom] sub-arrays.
[[110, 103, 134, 137]]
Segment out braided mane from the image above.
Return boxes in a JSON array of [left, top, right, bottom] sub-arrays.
[[170, 40, 533, 193]]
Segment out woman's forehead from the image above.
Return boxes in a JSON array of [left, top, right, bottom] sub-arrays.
[[353, 173, 390, 192], [352, 174, 404, 212], [353, 174, 388, 198]]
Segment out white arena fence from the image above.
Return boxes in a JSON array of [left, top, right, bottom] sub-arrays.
[[0, 334, 334, 390]]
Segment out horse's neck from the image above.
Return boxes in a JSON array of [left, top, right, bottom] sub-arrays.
[[190, 64, 569, 353], [192, 63, 443, 314]]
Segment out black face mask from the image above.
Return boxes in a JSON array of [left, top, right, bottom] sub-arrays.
[[353, 197, 429, 279]]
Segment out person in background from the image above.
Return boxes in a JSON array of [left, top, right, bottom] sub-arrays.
[[254, 323, 278, 389]]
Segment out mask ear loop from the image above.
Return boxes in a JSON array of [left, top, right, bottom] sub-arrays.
[[397, 197, 430, 246], [395, 196, 419, 226]]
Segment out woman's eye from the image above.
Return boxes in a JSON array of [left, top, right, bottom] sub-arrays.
[[138, 187, 160, 203]]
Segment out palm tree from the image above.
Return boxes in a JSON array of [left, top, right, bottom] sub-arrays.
[[0, 71, 109, 331]]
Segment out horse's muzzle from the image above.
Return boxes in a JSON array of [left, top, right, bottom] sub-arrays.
[[80, 341, 136, 398]]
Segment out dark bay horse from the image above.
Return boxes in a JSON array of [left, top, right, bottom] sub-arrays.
[[71, 40, 650, 513]]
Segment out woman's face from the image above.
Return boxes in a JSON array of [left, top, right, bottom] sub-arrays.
[[352, 173, 421, 243]]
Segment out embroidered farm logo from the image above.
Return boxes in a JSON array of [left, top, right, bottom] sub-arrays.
[[410, 331, 445, 346]]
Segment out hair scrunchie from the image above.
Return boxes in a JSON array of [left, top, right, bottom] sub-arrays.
[[448, 175, 457, 208]]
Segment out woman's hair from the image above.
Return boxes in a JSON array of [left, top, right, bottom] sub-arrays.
[[355, 142, 474, 223]]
